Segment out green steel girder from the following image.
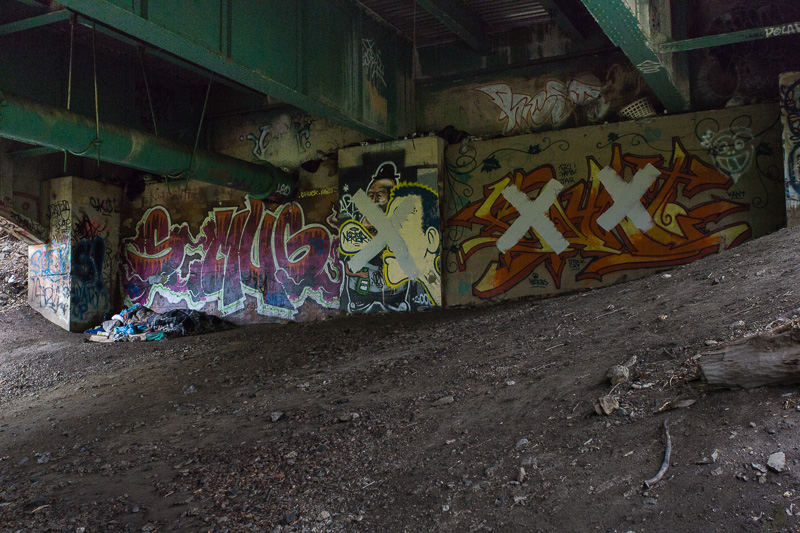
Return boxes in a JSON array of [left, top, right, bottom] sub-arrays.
[[537, 0, 583, 41], [56, 0, 404, 140], [0, 89, 295, 201], [659, 20, 800, 53], [581, 0, 688, 113], [10, 0, 47, 9], [72, 15, 258, 97], [415, 0, 486, 51], [0, 9, 70, 35], [5, 146, 60, 159]]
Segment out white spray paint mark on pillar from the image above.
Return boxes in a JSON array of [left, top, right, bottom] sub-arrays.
[[596, 164, 660, 232], [346, 190, 418, 279], [497, 181, 569, 255]]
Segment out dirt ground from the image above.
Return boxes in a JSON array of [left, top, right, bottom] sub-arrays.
[[1, 226, 799, 533]]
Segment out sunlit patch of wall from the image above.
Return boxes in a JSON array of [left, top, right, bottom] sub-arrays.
[[442, 103, 785, 306]]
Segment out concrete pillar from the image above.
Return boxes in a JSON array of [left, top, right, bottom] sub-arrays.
[[28, 177, 122, 332], [780, 72, 800, 227]]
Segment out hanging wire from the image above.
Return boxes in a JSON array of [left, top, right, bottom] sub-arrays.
[[184, 72, 214, 192], [138, 47, 159, 136], [64, 14, 76, 173], [412, 0, 417, 82], [92, 21, 102, 168]]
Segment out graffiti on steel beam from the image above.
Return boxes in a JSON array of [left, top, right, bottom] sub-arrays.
[[362, 38, 386, 88]]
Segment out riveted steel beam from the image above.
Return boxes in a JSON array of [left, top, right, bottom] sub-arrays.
[[5, 146, 60, 159], [416, 0, 486, 51], [57, 0, 401, 140], [10, 0, 47, 9], [0, 9, 70, 36], [660, 20, 800, 53], [581, 0, 688, 113], [537, 0, 584, 41], [0, 90, 295, 201]]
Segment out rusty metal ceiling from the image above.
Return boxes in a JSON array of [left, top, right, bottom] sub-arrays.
[[354, 0, 552, 47]]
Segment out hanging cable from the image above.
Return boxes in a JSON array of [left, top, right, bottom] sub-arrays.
[[184, 72, 214, 191], [138, 47, 159, 136], [92, 20, 102, 168], [412, 0, 417, 82], [64, 14, 76, 173]]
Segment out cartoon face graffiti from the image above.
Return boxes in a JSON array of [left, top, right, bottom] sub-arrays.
[[382, 183, 442, 306], [701, 127, 754, 183]]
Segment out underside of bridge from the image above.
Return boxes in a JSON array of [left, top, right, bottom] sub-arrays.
[[1, 0, 799, 330]]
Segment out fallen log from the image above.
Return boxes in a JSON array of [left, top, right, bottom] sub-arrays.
[[698, 321, 800, 389]]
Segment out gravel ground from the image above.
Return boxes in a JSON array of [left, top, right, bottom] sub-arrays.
[[0, 226, 799, 532]]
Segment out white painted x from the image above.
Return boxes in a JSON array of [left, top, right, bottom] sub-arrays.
[[596, 163, 660, 232], [346, 189, 420, 279], [497, 181, 569, 255]]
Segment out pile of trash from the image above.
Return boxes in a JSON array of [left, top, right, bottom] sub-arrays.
[[0, 230, 28, 312], [85, 304, 230, 342]]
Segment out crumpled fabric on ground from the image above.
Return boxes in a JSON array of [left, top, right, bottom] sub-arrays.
[[152, 309, 228, 336], [88, 305, 229, 341]]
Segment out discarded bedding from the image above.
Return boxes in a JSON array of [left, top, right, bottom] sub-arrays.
[[84, 304, 230, 342]]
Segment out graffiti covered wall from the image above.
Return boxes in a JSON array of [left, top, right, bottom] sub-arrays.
[[443, 103, 785, 306], [417, 58, 652, 138], [780, 71, 800, 227], [211, 106, 366, 172], [121, 162, 342, 323], [28, 177, 121, 331], [338, 137, 444, 314]]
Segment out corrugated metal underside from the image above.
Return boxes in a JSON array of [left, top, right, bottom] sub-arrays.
[[354, 0, 551, 47]]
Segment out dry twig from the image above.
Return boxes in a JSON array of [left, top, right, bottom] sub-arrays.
[[644, 421, 671, 489], [594, 308, 623, 319]]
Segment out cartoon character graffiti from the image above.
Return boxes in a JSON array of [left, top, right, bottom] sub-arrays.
[[338, 161, 442, 312], [382, 183, 442, 306], [700, 127, 755, 183]]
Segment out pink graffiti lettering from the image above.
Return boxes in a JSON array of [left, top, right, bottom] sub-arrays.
[[122, 199, 341, 318]]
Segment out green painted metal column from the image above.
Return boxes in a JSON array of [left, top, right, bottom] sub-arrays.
[[0, 90, 295, 201], [660, 20, 800, 53], [581, 0, 689, 113]]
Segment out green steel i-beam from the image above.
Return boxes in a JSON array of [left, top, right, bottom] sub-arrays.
[[0, 10, 70, 36], [56, 0, 398, 140], [660, 20, 800, 53], [580, 0, 688, 113], [0, 90, 295, 201], [415, 0, 486, 51], [537, 0, 584, 41]]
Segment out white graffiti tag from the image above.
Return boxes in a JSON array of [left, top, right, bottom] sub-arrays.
[[276, 184, 292, 198], [362, 38, 386, 87], [496, 181, 569, 255], [596, 164, 660, 232], [244, 125, 271, 159], [477, 77, 608, 134]]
